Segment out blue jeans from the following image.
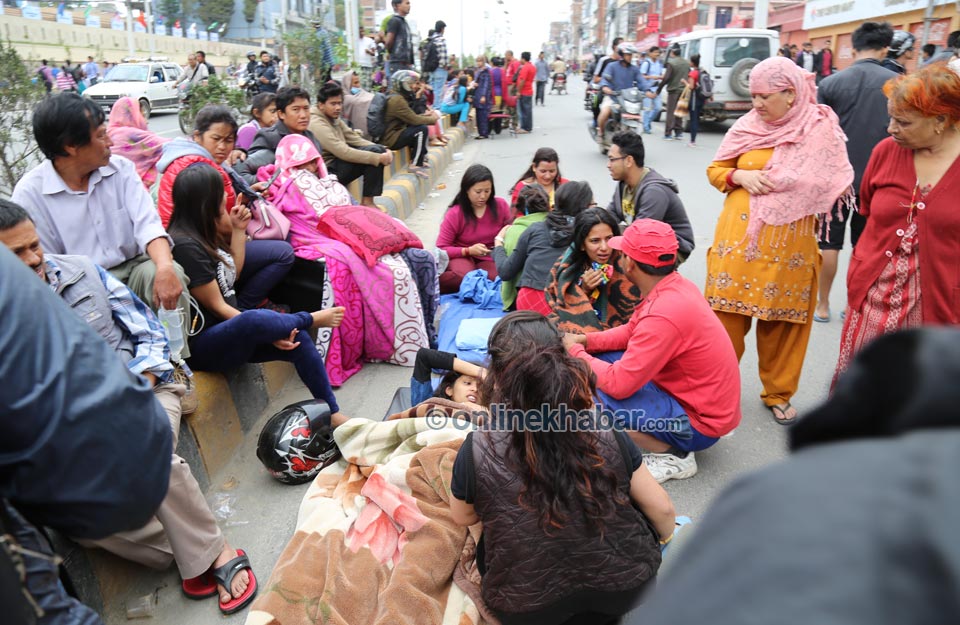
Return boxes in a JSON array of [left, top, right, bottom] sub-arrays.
[[593, 351, 719, 453], [642, 94, 662, 133], [236, 239, 295, 310], [518, 95, 533, 131], [188, 309, 339, 412], [441, 101, 470, 124], [431, 68, 447, 102]]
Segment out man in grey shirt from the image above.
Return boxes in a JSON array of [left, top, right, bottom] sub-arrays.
[[534, 52, 550, 105], [813, 21, 896, 323]]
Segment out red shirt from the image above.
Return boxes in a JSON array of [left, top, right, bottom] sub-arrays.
[[517, 62, 536, 97], [849, 137, 960, 324], [568, 272, 742, 437]]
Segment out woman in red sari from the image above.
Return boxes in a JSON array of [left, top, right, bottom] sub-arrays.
[[834, 64, 960, 381]]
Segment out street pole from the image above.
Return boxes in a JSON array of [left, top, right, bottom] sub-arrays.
[[125, 0, 135, 58], [920, 0, 936, 46], [145, 0, 155, 57], [346, 0, 358, 71], [460, 0, 465, 60], [753, 0, 769, 29]]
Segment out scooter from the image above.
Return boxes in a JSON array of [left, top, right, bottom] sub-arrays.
[[590, 88, 645, 154], [550, 73, 567, 95]]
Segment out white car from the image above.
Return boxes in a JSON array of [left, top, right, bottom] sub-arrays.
[[83, 62, 183, 119], [666, 28, 780, 122]]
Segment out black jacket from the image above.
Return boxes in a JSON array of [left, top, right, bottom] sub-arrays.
[[606, 168, 695, 257], [817, 59, 897, 190]]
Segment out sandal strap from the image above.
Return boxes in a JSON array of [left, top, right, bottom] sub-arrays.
[[210, 554, 251, 590]]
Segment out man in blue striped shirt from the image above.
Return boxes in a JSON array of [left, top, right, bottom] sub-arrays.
[[0, 200, 258, 613]]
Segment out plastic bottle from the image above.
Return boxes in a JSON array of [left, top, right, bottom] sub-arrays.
[[158, 307, 185, 362]]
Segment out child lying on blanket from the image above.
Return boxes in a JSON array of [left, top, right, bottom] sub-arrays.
[[410, 347, 486, 407], [449, 311, 675, 625]]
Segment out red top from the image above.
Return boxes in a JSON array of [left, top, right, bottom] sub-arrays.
[[157, 155, 235, 229], [436, 197, 513, 261], [848, 137, 960, 324], [568, 272, 742, 437], [517, 62, 536, 97]]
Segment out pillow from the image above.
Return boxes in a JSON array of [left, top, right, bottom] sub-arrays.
[[455, 317, 501, 352], [316, 205, 423, 267]]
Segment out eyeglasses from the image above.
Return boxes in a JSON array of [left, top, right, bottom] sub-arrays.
[[607, 156, 626, 162]]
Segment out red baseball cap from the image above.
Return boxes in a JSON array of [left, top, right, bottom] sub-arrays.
[[608, 219, 679, 268]]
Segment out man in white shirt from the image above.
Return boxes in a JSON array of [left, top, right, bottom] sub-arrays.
[[795, 42, 818, 74], [11, 93, 192, 354], [357, 26, 377, 90]]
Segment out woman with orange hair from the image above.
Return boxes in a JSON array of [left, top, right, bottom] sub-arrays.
[[834, 63, 960, 380]]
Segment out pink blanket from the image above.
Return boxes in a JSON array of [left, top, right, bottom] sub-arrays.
[[270, 174, 397, 385]]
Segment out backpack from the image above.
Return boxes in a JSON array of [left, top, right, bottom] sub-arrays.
[[365, 91, 389, 142], [423, 37, 441, 73], [698, 71, 714, 99]]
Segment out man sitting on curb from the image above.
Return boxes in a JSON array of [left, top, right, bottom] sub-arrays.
[[563, 219, 742, 483], [309, 81, 393, 209], [11, 94, 193, 364], [0, 200, 259, 616], [237, 86, 322, 184], [605, 131, 695, 260]]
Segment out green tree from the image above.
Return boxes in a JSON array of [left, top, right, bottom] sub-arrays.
[[196, 0, 234, 35], [283, 26, 337, 94], [185, 74, 247, 121], [0, 41, 46, 197], [157, 0, 183, 25], [243, 0, 257, 24]]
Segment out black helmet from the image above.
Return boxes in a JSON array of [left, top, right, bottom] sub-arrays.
[[256, 399, 340, 484]]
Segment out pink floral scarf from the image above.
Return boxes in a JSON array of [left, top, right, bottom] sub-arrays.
[[714, 57, 854, 253], [272, 134, 354, 216], [107, 97, 169, 189]]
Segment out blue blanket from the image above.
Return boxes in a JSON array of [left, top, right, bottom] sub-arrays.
[[437, 294, 505, 366]]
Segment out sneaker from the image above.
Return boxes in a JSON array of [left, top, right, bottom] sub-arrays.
[[673, 135, 684, 141], [643, 130, 653, 135], [662, 135, 672, 140], [173, 365, 199, 415], [645, 452, 697, 483]]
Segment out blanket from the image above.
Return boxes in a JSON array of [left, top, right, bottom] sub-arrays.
[[245, 411, 494, 625]]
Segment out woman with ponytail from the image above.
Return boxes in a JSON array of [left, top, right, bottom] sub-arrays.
[[450, 311, 674, 625]]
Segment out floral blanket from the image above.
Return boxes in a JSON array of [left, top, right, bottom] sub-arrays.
[[245, 413, 492, 625]]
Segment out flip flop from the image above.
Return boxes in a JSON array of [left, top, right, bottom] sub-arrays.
[[211, 549, 258, 615], [813, 311, 831, 323], [408, 167, 430, 180], [770, 402, 797, 426], [181, 571, 217, 600]]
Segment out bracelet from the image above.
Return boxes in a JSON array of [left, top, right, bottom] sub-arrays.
[[462, 247, 469, 257], [659, 532, 674, 546], [494, 237, 504, 246], [726, 169, 740, 188]]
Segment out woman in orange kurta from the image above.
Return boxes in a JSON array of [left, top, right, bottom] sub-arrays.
[[703, 58, 854, 424]]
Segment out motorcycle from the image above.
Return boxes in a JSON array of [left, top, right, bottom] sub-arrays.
[[550, 73, 567, 95], [584, 82, 599, 112], [236, 69, 260, 103], [589, 88, 645, 155]]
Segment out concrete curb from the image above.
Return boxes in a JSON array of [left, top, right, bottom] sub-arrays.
[[59, 126, 468, 616]]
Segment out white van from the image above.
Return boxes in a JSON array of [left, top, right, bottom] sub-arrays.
[[665, 28, 780, 122]]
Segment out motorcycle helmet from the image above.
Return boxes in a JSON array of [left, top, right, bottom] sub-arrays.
[[888, 31, 916, 58], [246, 50, 257, 58], [256, 399, 340, 485], [617, 43, 638, 56], [391, 69, 420, 97]]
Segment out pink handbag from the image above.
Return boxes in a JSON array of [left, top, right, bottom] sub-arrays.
[[245, 168, 291, 240], [246, 196, 291, 241]]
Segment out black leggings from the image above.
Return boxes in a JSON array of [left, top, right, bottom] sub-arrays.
[[493, 583, 650, 625], [392, 125, 429, 166]]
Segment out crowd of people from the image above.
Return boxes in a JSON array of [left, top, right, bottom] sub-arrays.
[[4, 11, 960, 625]]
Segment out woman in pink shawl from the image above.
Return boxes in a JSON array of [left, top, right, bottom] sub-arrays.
[[107, 97, 169, 189], [703, 57, 853, 425], [261, 134, 436, 385]]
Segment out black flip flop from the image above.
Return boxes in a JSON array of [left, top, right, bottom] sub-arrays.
[[211, 549, 258, 615], [770, 402, 797, 426]]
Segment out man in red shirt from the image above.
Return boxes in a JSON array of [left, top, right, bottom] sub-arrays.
[[563, 219, 742, 483], [515, 51, 536, 133]]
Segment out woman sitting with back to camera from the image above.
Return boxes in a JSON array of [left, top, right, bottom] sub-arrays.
[[450, 311, 675, 625], [546, 207, 643, 334], [493, 182, 592, 315], [167, 163, 346, 420]]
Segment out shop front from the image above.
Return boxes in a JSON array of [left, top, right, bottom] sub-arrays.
[[803, 0, 959, 71]]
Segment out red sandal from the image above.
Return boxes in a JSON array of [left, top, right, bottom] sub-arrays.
[[181, 570, 217, 600], [211, 549, 258, 615]]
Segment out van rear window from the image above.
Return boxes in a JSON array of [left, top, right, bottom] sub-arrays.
[[714, 37, 771, 67]]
